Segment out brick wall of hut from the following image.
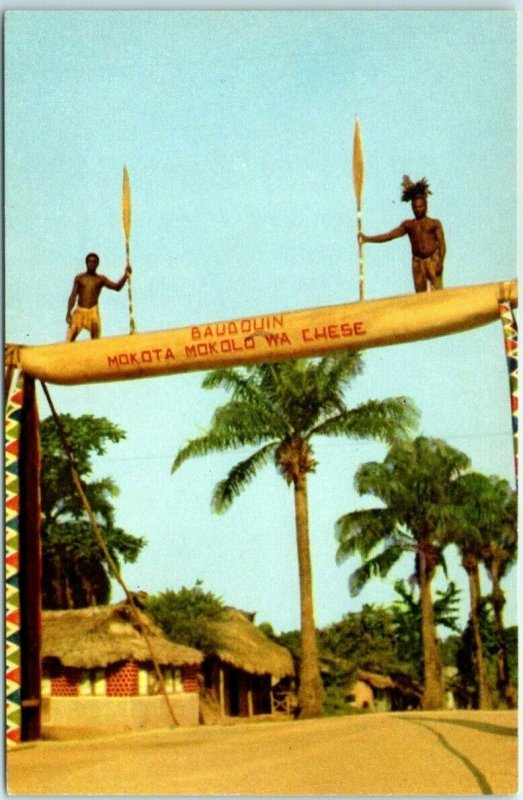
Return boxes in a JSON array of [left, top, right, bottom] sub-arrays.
[[43, 659, 198, 697]]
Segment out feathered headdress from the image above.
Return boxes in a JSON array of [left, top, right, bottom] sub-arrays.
[[401, 175, 432, 202]]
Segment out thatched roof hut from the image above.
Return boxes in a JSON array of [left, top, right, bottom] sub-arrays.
[[355, 669, 421, 698], [207, 608, 294, 679], [356, 670, 396, 690], [346, 669, 421, 712], [42, 602, 203, 669]]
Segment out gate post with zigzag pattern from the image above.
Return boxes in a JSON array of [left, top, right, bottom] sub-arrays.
[[5, 369, 42, 746], [499, 302, 518, 488], [5, 369, 25, 745]]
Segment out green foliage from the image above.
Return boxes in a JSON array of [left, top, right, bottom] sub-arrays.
[[257, 621, 276, 639], [447, 472, 517, 707], [450, 473, 516, 564], [453, 618, 518, 708], [391, 580, 462, 681], [172, 356, 419, 508], [317, 588, 461, 690], [440, 634, 461, 668], [322, 684, 367, 717], [40, 414, 146, 609], [481, 479, 517, 593], [336, 437, 472, 708], [336, 437, 472, 595], [266, 628, 302, 661], [146, 580, 226, 653], [319, 604, 403, 676]]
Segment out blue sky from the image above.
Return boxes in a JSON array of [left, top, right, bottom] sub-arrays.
[[5, 10, 518, 633]]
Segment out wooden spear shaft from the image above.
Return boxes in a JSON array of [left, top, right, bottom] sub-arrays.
[[122, 166, 136, 334], [352, 118, 365, 301]]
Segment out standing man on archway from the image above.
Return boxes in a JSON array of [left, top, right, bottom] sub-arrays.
[[358, 177, 446, 293], [66, 253, 131, 341]]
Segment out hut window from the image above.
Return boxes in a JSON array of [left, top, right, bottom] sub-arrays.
[[79, 671, 91, 696], [93, 669, 106, 696], [137, 666, 182, 695], [138, 668, 149, 696], [164, 668, 174, 693], [138, 667, 161, 695], [79, 669, 107, 696], [162, 667, 183, 694], [161, 667, 182, 694]]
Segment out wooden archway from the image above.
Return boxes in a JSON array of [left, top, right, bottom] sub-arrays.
[[5, 279, 518, 744]]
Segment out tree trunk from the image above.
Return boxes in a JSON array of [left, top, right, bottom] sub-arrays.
[[293, 472, 324, 718], [52, 555, 66, 609], [465, 559, 492, 709], [419, 547, 445, 709], [490, 564, 513, 707], [64, 573, 74, 609], [42, 554, 61, 609]]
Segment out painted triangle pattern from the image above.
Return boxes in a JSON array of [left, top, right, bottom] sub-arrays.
[[5, 369, 24, 747], [499, 302, 518, 487]]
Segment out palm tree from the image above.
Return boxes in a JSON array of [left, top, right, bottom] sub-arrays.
[[449, 473, 497, 709], [480, 478, 517, 707], [171, 354, 419, 718], [335, 436, 470, 710]]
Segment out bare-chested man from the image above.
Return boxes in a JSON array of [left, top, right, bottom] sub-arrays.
[[358, 177, 446, 293], [66, 253, 131, 341]]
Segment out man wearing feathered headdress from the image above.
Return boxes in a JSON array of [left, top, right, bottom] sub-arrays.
[[358, 176, 446, 293]]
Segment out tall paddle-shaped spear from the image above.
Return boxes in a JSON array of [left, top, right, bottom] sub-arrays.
[[352, 117, 365, 300], [122, 165, 136, 334]]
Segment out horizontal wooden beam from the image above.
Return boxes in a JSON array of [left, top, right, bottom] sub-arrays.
[[13, 280, 518, 386]]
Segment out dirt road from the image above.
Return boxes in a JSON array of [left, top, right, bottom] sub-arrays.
[[7, 710, 517, 795]]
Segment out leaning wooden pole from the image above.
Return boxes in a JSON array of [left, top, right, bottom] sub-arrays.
[[122, 166, 136, 334], [13, 280, 518, 387], [40, 381, 180, 727], [352, 118, 365, 300], [499, 301, 518, 488]]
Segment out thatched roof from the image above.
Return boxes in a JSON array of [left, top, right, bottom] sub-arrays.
[[42, 602, 203, 669], [356, 670, 396, 690], [354, 669, 421, 698], [207, 608, 294, 679]]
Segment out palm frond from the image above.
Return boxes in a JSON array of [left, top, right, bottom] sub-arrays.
[[348, 544, 405, 596], [202, 367, 291, 434], [309, 397, 419, 441], [354, 462, 413, 516], [171, 426, 253, 474], [202, 367, 260, 399], [211, 442, 279, 513], [335, 508, 399, 562], [211, 400, 288, 442], [321, 351, 364, 389], [171, 396, 286, 474]]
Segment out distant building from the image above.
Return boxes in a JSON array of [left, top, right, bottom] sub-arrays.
[[346, 669, 421, 712]]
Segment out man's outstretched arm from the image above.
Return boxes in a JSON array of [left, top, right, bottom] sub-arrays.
[[102, 266, 132, 291], [359, 223, 407, 245]]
